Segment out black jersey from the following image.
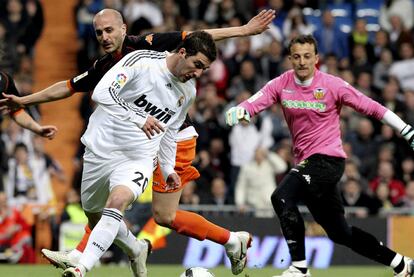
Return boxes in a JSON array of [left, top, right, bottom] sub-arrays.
[[0, 71, 19, 97], [69, 32, 186, 93], [0, 71, 22, 118]]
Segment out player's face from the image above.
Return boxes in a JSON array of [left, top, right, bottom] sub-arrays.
[[289, 43, 319, 82], [94, 13, 126, 54], [176, 49, 211, 82]]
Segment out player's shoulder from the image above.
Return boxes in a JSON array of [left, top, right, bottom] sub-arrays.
[[121, 49, 167, 67], [316, 70, 349, 88]]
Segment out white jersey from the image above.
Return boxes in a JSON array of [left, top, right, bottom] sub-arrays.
[[81, 50, 196, 177]]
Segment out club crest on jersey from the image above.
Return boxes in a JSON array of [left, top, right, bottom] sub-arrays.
[[313, 88, 325, 100], [177, 96, 184, 107], [145, 34, 154, 45]]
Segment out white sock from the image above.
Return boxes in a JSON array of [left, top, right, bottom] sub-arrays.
[[391, 253, 404, 268], [78, 208, 123, 270], [224, 232, 239, 252], [68, 249, 82, 263], [114, 220, 146, 258], [292, 260, 308, 269]]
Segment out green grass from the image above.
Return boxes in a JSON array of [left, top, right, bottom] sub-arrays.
[[0, 265, 396, 277]]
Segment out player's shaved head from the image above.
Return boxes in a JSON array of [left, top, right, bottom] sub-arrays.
[[93, 9, 124, 26], [93, 9, 127, 54]]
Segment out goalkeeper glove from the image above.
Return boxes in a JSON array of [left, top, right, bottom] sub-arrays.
[[225, 106, 250, 126], [401, 124, 414, 149]]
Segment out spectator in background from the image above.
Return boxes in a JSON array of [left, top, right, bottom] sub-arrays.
[[386, 15, 413, 55], [348, 18, 375, 64], [123, 0, 163, 33], [340, 178, 381, 217], [341, 159, 368, 190], [5, 143, 53, 207], [313, 9, 349, 63], [224, 37, 259, 82], [204, 0, 243, 27], [208, 138, 230, 182], [401, 157, 414, 184], [370, 160, 405, 206], [0, 21, 18, 74], [159, 0, 179, 32], [228, 116, 261, 201], [319, 53, 339, 76], [203, 177, 230, 206], [260, 40, 284, 80], [282, 7, 313, 39], [3, 0, 29, 56], [227, 59, 266, 100], [0, 192, 34, 263], [263, 104, 290, 146], [404, 89, 414, 127], [176, 0, 209, 22], [389, 42, 414, 91], [235, 147, 287, 217], [193, 150, 217, 200], [74, 0, 102, 72], [354, 71, 375, 99], [373, 49, 394, 91], [345, 118, 380, 167], [379, 0, 414, 34], [379, 78, 406, 118], [350, 44, 373, 77], [20, 0, 44, 56], [373, 29, 392, 59], [179, 181, 200, 205], [32, 135, 66, 183], [374, 182, 394, 211], [399, 180, 414, 209]]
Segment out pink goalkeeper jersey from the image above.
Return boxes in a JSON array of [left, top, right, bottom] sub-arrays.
[[240, 69, 387, 164]]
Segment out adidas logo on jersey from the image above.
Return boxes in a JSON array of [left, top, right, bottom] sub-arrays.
[[134, 95, 176, 124]]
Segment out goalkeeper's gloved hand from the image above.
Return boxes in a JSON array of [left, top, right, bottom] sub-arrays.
[[225, 106, 250, 126], [401, 124, 414, 149]]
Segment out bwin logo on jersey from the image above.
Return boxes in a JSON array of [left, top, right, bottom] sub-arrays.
[[134, 95, 176, 124]]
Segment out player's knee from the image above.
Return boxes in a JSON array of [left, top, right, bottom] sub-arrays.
[[152, 208, 174, 227], [106, 193, 130, 211]]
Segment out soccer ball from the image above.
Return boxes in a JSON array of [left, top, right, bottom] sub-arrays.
[[179, 267, 215, 277]]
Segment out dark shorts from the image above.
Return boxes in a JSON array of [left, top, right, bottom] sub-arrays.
[[277, 154, 346, 221]]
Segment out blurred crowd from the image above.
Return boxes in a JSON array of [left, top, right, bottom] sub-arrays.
[[2, 0, 414, 263]]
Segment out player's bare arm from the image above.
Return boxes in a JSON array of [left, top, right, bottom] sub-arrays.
[[13, 111, 58, 139], [141, 115, 165, 140], [200, 9, 276, 41], [0, 81, 71, 112]]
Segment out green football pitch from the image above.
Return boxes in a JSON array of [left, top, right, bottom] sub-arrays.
[[0, 265, 396, 277]]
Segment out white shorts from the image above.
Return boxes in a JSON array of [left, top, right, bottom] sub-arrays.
[[80, 148, 153, 213]]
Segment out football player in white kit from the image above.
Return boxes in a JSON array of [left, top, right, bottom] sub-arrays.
[[62, 31, 215, 277]]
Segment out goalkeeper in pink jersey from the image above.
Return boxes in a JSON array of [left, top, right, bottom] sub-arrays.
[[226, 34, 414, 277]]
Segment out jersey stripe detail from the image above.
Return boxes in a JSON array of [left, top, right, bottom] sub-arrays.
[[123, 51, 166, 67], [108, 86, 147, 119]]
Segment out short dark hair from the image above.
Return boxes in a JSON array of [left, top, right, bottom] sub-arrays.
[[175, 31, 217, 62], [288, 34, 318, 55]]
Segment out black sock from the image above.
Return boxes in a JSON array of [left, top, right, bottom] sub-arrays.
[[293, 266, 308, 274], [394, 257, 405, 274]]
